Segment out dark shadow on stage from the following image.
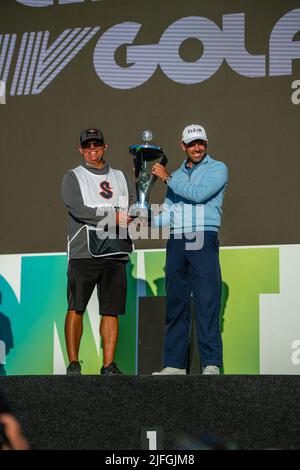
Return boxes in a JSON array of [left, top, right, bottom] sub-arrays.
[[0, 292, 14, 376], [138, 281, 230, 375]]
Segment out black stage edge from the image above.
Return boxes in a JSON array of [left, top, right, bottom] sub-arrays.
[[0, 375, 300, 450]]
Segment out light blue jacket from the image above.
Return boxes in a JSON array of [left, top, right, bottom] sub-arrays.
[[155, 154, 228, 233]]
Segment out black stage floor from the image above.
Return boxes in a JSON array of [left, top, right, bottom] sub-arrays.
[[0, 375, 299, 450]]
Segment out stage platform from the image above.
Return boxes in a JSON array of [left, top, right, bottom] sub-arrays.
[[0, 375, 299, 450]]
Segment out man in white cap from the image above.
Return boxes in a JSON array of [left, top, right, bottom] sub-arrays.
[[151, 124, 228, 375]]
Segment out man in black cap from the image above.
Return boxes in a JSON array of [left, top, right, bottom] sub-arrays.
[[61, 128, 135, 375]]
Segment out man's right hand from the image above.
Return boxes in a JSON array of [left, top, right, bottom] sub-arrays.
[[115, 211, 133, 227]]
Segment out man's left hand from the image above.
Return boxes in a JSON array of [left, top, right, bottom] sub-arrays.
[[152, 163, 170, 182]]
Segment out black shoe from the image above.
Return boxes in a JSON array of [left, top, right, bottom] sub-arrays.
[[66, 361, 82, 375], [100, 362, 123, 375]]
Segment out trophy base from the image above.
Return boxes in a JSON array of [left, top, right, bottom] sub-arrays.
[[129, 205, 151, 225], [129, 205, 149, 217]]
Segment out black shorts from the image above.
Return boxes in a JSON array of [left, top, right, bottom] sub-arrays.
[[67, 258, 127, 315]]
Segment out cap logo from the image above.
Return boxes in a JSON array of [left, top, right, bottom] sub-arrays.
[[188, 128, 201, 134]]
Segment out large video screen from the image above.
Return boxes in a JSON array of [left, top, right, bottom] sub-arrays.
[[1, 0, 300, 253]]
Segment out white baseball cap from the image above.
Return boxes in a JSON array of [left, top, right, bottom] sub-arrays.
[[182, 124, 207, 144]]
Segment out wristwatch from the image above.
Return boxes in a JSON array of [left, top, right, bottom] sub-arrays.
[[164, 175, 172, 184]]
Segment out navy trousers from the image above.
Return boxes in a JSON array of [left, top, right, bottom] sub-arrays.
[[164, 231, 223, 369]]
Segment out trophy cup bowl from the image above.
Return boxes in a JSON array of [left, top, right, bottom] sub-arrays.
[[129, 130, 167, 217]]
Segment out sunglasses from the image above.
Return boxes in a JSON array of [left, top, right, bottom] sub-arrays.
[[82, 140, 104, 149]]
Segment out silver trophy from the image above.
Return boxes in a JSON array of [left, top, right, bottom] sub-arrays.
[[129, 130, 167, 216]]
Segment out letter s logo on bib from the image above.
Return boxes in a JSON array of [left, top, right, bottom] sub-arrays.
[[99, 181, 113, 199]]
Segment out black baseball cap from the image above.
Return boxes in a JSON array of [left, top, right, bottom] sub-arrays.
[[80, 128, 104, 146]]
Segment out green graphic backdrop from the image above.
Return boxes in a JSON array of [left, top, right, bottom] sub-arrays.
[[0, 248, 279, 376]]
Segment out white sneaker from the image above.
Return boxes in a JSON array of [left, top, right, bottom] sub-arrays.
[[152, 367, 187, 375], [202, 365, 220, 375]]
